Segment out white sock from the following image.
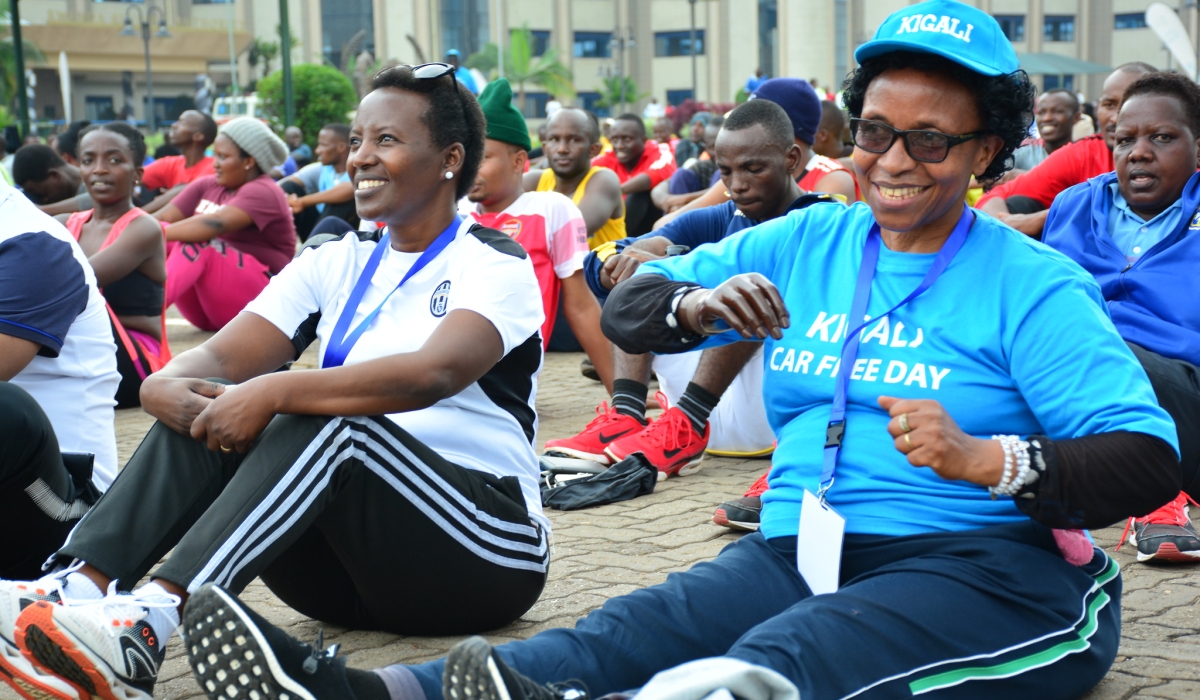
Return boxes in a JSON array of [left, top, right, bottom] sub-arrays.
[[60, 572, 103, 602], [134, 581, 181, 643]]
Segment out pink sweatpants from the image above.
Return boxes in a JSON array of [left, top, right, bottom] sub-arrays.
[[165, 240, 271, 331]]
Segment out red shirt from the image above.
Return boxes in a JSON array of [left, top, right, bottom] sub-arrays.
[[171, 174, 296, 274], [141, 155, 215, 191], [976, 134, 1112, 209], [797, 154, 858, 201], [592, 142, 677, 189]]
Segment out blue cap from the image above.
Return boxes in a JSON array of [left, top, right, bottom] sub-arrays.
[[445, 49, 461, 58], [854, 0, 1018, 77], [749, 78, 822, 145]]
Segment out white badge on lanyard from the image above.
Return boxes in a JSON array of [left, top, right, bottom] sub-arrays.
[[797, 489, 845, 595]]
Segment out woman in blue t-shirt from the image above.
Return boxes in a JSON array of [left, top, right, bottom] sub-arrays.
[[168, 3, 1179, 700]]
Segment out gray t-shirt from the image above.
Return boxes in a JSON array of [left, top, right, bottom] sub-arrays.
[[290, 162, 322, 195], [1012, 143, 1049, 172]]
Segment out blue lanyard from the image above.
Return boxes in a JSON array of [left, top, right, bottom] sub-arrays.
[[322, 218, 461, 369], [818, 206, 974, 500]]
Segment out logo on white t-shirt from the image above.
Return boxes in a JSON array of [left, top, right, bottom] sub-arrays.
[[430, 280, 451, 317]]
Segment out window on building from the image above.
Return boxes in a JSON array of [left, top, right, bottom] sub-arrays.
[[1044, 16, 1075, 42], [666, 89, 694, 106], [439, 0, 488, 59], [85, 96, 116, 121], [43, 105, 56, 119], [525, 30, 551, 57], [1043, 75, 1075, 91], [578, 92, 609, 117], [574, 32, 612, 58], [655, 30, 704, 57], [758, 0, 777, 79], [192, 0, 232, 4], [322, 0, 375, 68], [518, 92, 550, 119], [995, 15, 1025, 42], [1114, 13, 1147, 30]]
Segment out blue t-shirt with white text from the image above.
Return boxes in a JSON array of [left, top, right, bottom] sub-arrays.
[[639, 202, 1177, 539]]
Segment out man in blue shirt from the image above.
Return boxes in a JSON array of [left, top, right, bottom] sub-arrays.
[[544, 99, 839, 482], [280, 124, 356, 241], [1042, 72, 1200, 563], [446, 50, 479, 95]]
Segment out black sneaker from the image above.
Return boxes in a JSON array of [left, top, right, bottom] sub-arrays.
[[580, 359, 600, 382], [712, 496, 762, 532], [1123, 493, 1200, 563], [443, 637, 588, 700], [182, 583, 355, 700]]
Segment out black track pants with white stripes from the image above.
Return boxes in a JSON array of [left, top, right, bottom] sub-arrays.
[[57, 413, 549, 635]]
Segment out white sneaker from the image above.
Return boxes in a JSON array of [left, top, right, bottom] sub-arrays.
[[14, 583, 178, 700], [0, 573, 80, 700]]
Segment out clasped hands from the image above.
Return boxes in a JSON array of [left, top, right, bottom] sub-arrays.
[[140, 375, 279, 454], [677, 274, 1005, 488]]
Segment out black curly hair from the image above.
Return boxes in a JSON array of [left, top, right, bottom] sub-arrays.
[[78, 123, 148, 166], [1121, 72, 1200, 138], [370, 65, 486, 199], [841, 51, 1035, 183]]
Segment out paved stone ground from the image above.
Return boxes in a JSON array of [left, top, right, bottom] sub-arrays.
[[4, 315, 1198, 700]]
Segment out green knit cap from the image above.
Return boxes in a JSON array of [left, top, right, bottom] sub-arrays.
[[478, 78, 532, 151]]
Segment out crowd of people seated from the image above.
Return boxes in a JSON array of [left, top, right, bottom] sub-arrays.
[[0, 2, 1197, 699]]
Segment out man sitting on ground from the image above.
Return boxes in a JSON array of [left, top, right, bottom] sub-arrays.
[[655, 78, 858, 231], [283, 126, 312, 168], [593, 113, 677, 235], [138, 110, 218, 213], [1042, 72, 1200, 563], [12, 144, 86, 209], [978, 62, 1156, 237], [652, 116, 677, 155], [1011, 89, 1081, 172], [525, 107, 626, 249], [464, 79, 613, 390], [0, 180, 121, 700], [652, 117, 724, 214], [544, 99, 839, 480], [281, 123, 356, 242]]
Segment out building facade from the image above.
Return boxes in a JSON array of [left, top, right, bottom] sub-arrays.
[[8, 0, 1187, 129]]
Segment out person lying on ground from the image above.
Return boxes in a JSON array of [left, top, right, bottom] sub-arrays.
[[1042, 71, 1200, 564], [525, 108, 626, 249], [155, 117, 296, 331], [976, 63, 1157, 237], [56, 123, 169, 409], [463, 78, 613, 391], [281, 123, 357, 242], [0, 62, 550, 700], [654, 78, 858, 231], [546, 99, 841, 478], [175, 6, 1181, 700]]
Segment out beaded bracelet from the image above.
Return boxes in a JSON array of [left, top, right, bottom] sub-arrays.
[[990, 435, 1031, 499]]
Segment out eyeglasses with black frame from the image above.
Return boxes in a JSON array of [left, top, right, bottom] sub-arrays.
[[849, 118, 986, 163]]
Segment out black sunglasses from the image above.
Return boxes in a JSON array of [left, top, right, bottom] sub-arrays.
[[849, 118, 985, 163], [410, 62, 469, 120]]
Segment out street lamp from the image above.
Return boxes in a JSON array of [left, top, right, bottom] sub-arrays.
[[120, 2, 170, 134]]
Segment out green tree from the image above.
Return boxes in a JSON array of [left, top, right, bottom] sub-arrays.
[[595, 76, 647, 112], [504, 26, 574, 115], [465, 42, 499, 75], [249, 37, 279, 79], [258, 64, 356, 148], [0, 13, 44, 115]]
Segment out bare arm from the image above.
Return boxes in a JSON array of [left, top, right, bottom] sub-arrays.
[[164, 205, 255, 243], [188, 309, 507, 452], [620, 173, 653, 195], [576, 169, 625, 235], [291, 181, 354, 213], [522, 169, 544, 192], [155, 203, 186, 223], [0, 335, 40, 381], [85, 216, 165, 287], [650, 179, 672, 210], [813, 170, 858, 203], [141, 184, 187, 214], [39, 197, 83, 217], [979, 197, 1011, 217], [559, 271, 612, 393], [995, 209, 1049, 238]]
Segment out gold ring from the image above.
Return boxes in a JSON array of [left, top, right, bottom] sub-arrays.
[[903, 433, 912, 448], [899, 413, 911, 433], [220, 445, 233, 453]]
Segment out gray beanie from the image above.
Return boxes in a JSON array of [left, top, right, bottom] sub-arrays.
[[219, 117, 289, 173]]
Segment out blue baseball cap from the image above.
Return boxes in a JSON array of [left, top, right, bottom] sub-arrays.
[[445, 49, 462, 58], [855, 0, 1018, 77]]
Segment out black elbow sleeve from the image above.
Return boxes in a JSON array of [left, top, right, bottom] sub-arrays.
[[601, 274, 706, 355]]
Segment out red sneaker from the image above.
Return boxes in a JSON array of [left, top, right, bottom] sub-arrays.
[[743, 470, 770, 498], [1118, 492, 1200, 563], [605, 395, 710, 480], [543, 402, 647, 464]]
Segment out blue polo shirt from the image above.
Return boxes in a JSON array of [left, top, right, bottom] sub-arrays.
[[638, 202, 1177, 539], [1106, 182, 1185, 263]]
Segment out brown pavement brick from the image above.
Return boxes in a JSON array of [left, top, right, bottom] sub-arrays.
[[1140, 680, 1200, 699]]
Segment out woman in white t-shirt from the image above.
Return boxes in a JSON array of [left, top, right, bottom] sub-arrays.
[[0, 63, 550, 700]]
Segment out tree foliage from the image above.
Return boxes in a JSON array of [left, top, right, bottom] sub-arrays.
[[0, 13, 44, 115], [249, 37, 279, 79], [505, 26, 574, 113], [258, 63, 357, 147], [595, 76, 648, 111]]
